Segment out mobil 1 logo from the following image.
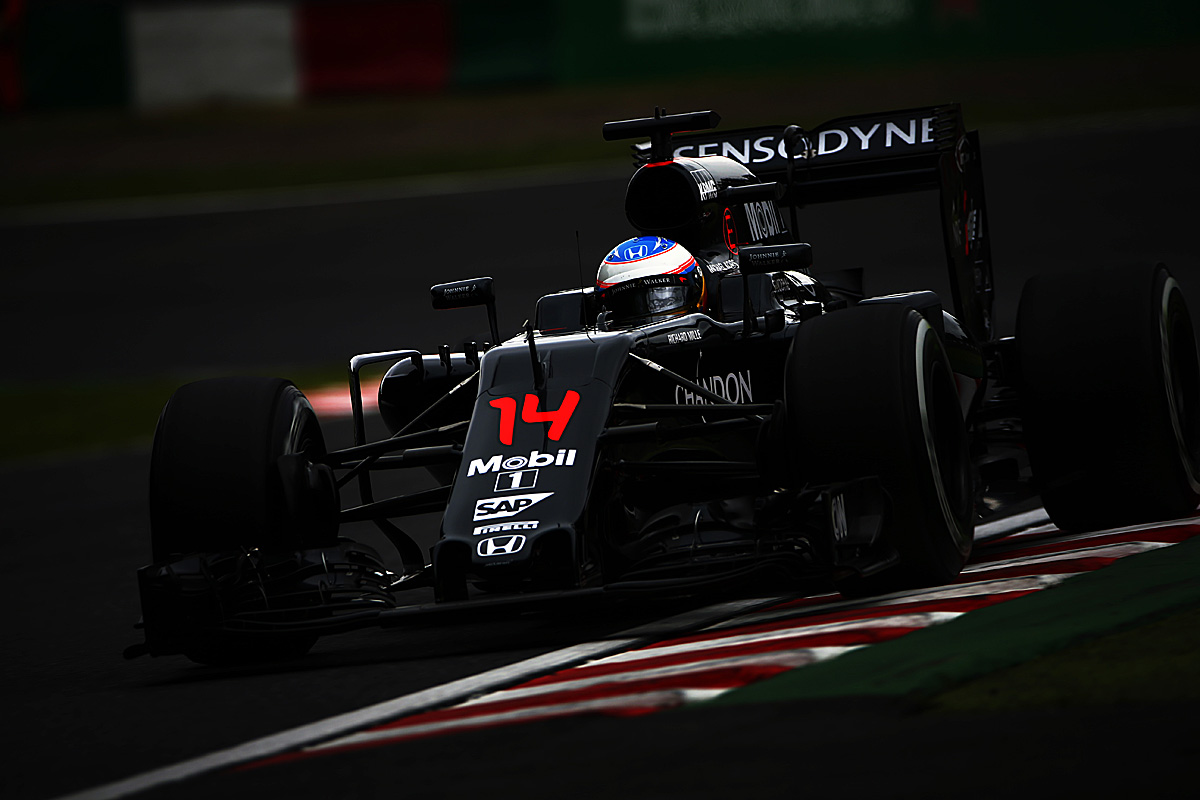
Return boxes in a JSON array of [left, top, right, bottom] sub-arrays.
[[468, 448, 577, 477], [494, 468, 537, 492]]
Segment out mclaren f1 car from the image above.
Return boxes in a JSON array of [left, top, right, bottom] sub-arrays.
[[129, 106, 1200, 663]]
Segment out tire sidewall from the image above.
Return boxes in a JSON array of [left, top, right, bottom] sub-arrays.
[[1017, 264, 1200, 528], [785, 304, 973, 587], [150, 378, 336, 560], [896, 315, 974, 578], [1155, 275, 1200, 502]]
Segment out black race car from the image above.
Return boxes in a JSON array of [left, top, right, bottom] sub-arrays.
[[129, 106, 1200, 663]]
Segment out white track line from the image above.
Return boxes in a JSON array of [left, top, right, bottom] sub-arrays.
[[580, 612, 959, 668], [975, 507, 1052, 540], [702, 574, 1071, 632], [340, 648, 860, 726], [303, 689, 729, 751], [53, 596, 782, 800], [963, 541, 1170, 573], [61, 510, 1190, 799]]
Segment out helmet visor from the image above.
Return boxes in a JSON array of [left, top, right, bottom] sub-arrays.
[[601, 275, 703, 326]]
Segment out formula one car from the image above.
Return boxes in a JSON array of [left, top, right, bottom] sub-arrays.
[[129, 106, 1200, 663]]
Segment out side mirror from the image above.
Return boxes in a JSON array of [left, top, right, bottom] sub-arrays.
[[431, 277, 500, 345], [736, 244, 813, 335], [431, 277, 494, 309], [737, 243, 813, 275]]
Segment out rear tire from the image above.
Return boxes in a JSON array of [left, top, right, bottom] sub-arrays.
[[785, 304, 974, 594], [1017, 264, 1200, 530]]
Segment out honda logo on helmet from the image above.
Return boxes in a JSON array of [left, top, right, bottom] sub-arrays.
[[477, 535, 527, 557], [624, 244, 649, 260]]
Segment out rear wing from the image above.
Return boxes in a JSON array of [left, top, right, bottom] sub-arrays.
[[636, 105, 994, 341]]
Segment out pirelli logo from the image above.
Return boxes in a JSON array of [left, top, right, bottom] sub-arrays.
[[473, 520, 539, 536]]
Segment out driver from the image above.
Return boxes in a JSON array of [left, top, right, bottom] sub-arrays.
[[596, 236, 706, 327]]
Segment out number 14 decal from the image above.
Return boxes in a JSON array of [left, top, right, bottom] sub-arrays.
[[489, 391, 580, 445]]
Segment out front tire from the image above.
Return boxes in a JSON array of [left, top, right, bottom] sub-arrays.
[[785, 304, 974, 594], [150, 377, 338, 561], [147, 377, 339, 663]]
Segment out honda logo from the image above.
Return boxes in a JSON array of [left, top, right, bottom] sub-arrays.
[[477, 535, 527, 557], [624, 244, 649, 260]]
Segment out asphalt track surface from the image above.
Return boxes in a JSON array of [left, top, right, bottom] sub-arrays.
[[4, 115, 1200, 799]]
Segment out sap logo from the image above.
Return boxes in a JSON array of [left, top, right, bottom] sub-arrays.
[[473, 492, 553, 521], [468, 449, 577, 476], [477, 535, 527, 557], [667, 329, 702, 344], [473, 520, 539, 536], [495, 468, 538, 492], [744, 201, 784, 242], [675, 370, 753, 405]]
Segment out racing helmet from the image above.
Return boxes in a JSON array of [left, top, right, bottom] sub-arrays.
[[596, 236, 705, 327]]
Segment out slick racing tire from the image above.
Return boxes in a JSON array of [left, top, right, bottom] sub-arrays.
[[148, 378, 338, 663], [150, 377, 338, 561], [1017, 264, 1200, 531], [785, 304, 974, 594]]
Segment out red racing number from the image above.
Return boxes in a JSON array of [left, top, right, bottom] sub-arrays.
[[489, 390, 580, 445]]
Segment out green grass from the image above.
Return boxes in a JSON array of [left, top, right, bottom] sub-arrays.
[[0, 378, 177, 461], [0, 138, 622, 208], [928, 606, 1200, 711], [706, 533, 1200, 706]]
